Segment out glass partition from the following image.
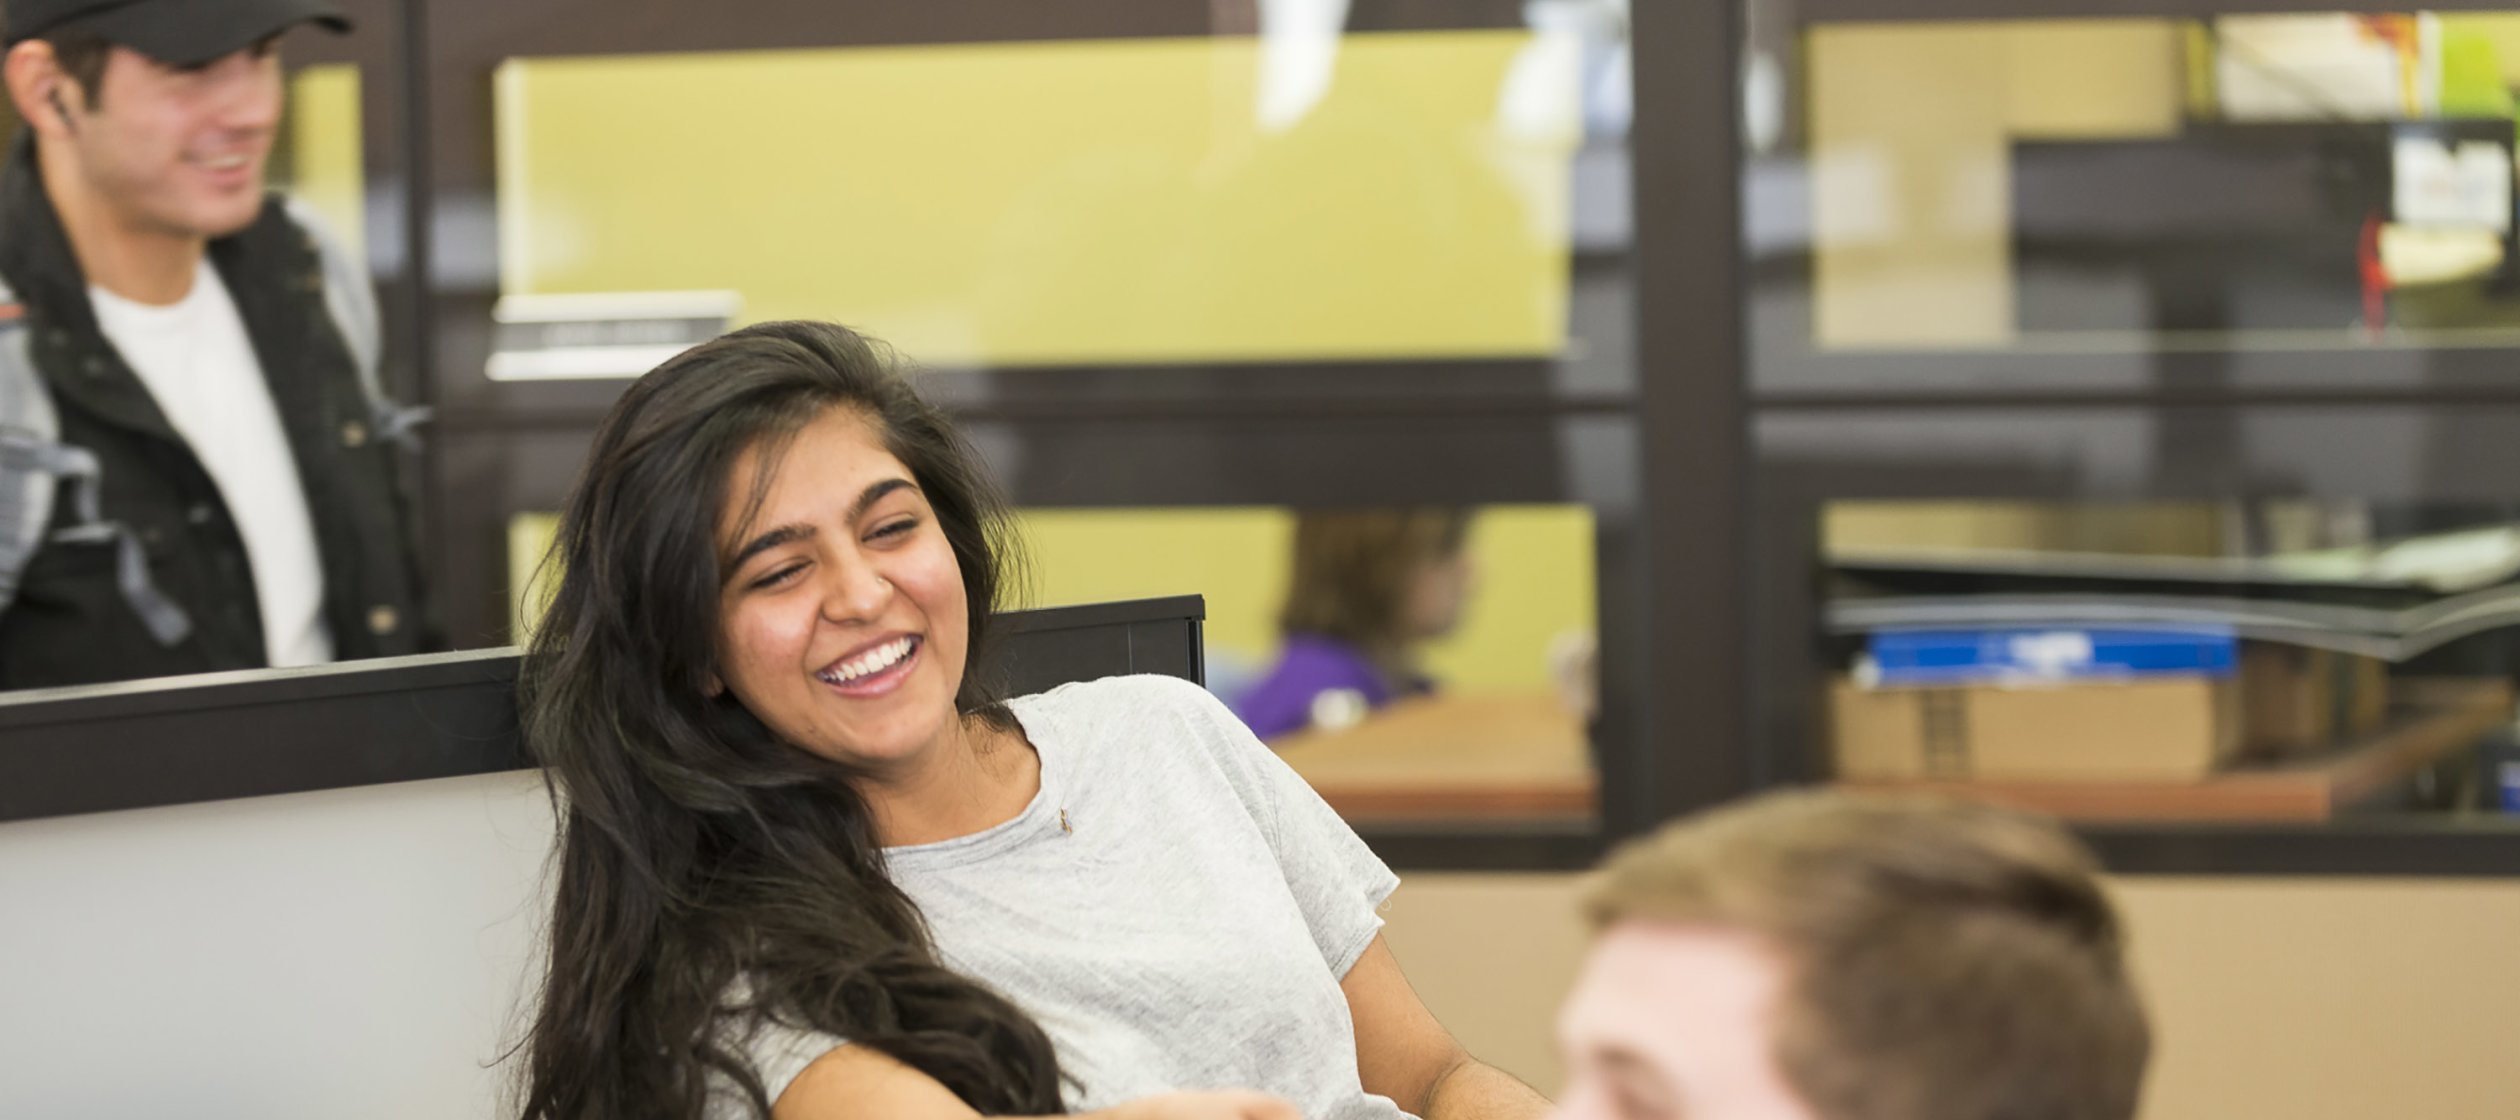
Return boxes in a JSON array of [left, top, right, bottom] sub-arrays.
[[1749, 10, 2520, 394], [434, 3, 1634, 865]]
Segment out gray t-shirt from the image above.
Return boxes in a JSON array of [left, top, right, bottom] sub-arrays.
[[726, 674, 1408, 1119]]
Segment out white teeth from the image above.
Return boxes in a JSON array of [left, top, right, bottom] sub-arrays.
[[820, 637, 913, 684]]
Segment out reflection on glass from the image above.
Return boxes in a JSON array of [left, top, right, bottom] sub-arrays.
[[1820, 499, 2520, 823], [0, 63, 369, 694], [513, 505, 1601, 825], [1773, 12, 2520, 353], [277, 64, 364, 266], [492, 32, 1580, 366]]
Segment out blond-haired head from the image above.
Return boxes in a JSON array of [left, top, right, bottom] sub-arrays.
[[1557, 789, 2149, 1120]]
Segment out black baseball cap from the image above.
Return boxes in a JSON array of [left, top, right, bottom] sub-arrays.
[[5, 0, 350, 68]]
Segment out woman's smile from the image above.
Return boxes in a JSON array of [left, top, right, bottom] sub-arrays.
[[815, 633, 924, 697]]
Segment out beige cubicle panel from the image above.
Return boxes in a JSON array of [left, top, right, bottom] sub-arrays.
[[0, 773, 554, 1119], [1382, 873, 2520, 1120]]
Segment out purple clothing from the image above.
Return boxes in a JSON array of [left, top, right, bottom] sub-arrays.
[[1231, 634, 1429, 740]]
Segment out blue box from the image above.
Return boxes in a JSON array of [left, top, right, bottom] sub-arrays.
[[1865, 626, 2239, 688]]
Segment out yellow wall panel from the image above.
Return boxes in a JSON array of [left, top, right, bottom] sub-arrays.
[[286, 65, 363, 264], [1809, 24, 2015, 348], [495, 32, 1576, 365], [1394, 874, 2520, 1120], [1809, 21, 2183, 348], [2001, 22, 2184, 139], [1017, 507, 1293, 661], [1419, 505, 1595, 690]]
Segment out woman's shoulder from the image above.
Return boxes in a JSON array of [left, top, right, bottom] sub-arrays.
[[1011, 672, 1231, 727], [1010, 674, 1260, 780]]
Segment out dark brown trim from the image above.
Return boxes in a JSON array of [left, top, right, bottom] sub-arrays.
[[0, 649, 525, 825], [2081, 821, 2520, 877], [1758, 386, 2520, 410], [1368, 818, 2520, 876], [1359, 822, 1607, 872], [1343, 1, 1529, 34], [1616, 0, 1752, 839], [1313, 790, 1594, 820], [428, 347, 1621, 421], [1755, 341, 2520, 405], [422, 355, 1627, 429]]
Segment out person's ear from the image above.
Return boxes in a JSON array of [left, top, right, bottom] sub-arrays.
[[4, 40, 83, 139]]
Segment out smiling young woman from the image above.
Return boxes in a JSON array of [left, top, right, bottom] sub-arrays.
[[514, 321, 1550, 1120]]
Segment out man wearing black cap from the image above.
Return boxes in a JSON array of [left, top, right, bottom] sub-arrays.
[[0, 0, 430, 688]]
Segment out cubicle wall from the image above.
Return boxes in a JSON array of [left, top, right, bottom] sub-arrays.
[[0, 597, 1203, 1118]]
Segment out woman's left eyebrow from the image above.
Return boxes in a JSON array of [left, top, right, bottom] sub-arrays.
[[727, 524, 816, 573], [846, 478, 918, 524], [725, 478, 920, 574]]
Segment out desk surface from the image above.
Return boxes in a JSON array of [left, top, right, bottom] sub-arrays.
[[1271, 690, 1597, 823]]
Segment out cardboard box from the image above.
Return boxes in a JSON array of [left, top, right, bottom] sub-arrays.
[[1832, 675, 2242, 782], [2340, 653, 2389, 735], [2240, 646, 2391, 757]]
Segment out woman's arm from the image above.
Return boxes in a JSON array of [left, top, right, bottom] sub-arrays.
[[771, 1045, 976, 1119], [771, 1045, 1298, 1120], [1343, 935, 1552, 1120]]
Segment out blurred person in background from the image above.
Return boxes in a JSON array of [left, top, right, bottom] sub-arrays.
[[1554, 789, 2150, 1120], [1236, 508, 1477, 739], [0, 0, 429, 688]]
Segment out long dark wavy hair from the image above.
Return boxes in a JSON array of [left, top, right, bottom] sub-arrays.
[[513, 321, 1063, 1119]]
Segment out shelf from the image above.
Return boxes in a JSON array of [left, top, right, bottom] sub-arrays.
[[1844, 677, 2513, 821]]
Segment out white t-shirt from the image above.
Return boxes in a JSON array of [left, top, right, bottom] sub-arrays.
[[90, 262, 335, 668], [718, 674, 1408, 1119]]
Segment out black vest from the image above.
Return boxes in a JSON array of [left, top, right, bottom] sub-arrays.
[[0, 135, 432, 688]]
